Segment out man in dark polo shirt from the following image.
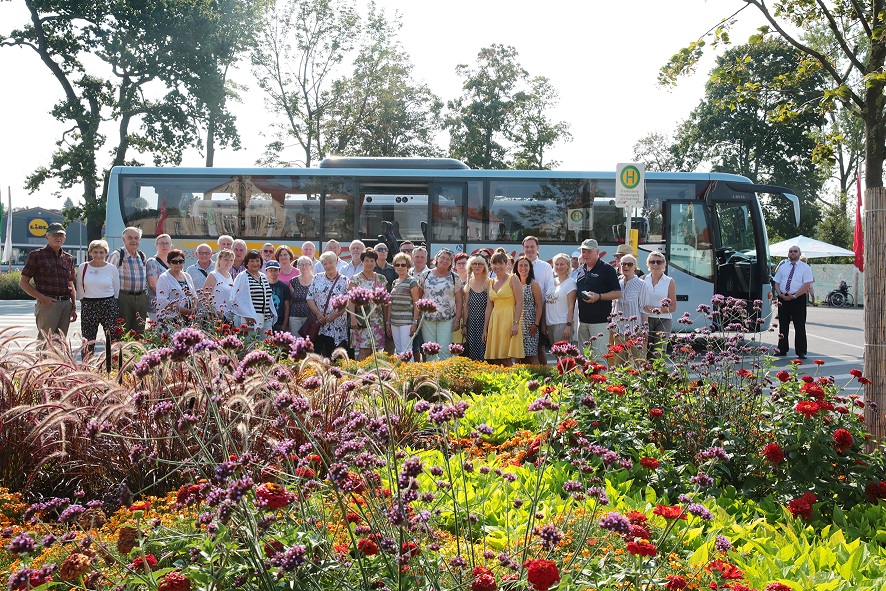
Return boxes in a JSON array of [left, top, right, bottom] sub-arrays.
[[19, 222, 78, 340], [575, 238, 621, 359]]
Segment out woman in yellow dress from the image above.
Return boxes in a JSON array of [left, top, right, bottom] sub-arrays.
[[483, 251, 524, 365]]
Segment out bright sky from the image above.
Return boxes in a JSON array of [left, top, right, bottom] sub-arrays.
[[0, 0, 765, 210]]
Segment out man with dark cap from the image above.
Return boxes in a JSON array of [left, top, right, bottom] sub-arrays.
[[19, 222, 78, 340]]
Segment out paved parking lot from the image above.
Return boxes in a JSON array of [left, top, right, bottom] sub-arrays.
[[0, 300, 866, 388]]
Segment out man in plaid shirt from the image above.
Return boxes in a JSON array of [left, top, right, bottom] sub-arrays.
[[107, 226, 148, 335], [19, 222, 78, 340]]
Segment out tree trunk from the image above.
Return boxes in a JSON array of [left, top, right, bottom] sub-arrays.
[[206, 112, 216, 167], [863, 186, 885, 448]]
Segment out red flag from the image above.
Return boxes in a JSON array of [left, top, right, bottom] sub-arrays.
[[156, 198, 167, 235], [853, 174, 864, 272]]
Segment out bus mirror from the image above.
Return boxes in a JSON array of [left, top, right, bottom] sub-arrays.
[[783, 193, 800, 226]]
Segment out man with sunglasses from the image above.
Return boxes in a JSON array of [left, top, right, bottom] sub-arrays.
[[375, 243, 396, 290], [773, 245, 813, 359], [575, 238, 621, 359]]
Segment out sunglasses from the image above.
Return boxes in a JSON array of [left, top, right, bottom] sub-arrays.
[[621, 262, 635, 267], [169, 259, 185, 264], [649, 260, 665, 265], [401, 248, 413, 253], [376, 247, 388, 252], [394, 263, 408, 267]]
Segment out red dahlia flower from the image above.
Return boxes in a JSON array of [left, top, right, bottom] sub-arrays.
[[762, 443, 785, 464], [776, 370, 791, 382], [471, 566, 497, 591], [130, 554, 158, 570], [129, 501, 152, 512], [625, 510, 648, 524], [255, 482, 291, 509], [356, 537, 378, 556], [158, 571, 191, 591], [628, 523, 651, 539], [788, 497, 814, 521], [653, 504, 686, 520], [665, 575, 688, 590], [626, 539, 658, 556], [801, 382, 826, 401], [864, 480, 886, 503], [524, 559, 561, 591], [765, 583, 792, 591], [649, 408, 664, 418], [850, 368, 863, 378], [707, 559, 744, 579], [639, 457, 660, 469], [556, 357, 577, 374], [794, 400, 820, 418], [833, 428, 854, 453]]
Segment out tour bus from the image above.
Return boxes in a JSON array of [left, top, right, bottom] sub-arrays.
[[104, 157, 800, 327]]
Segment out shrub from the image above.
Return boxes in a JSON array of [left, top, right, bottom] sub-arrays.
[[0, 271, 29, 300]]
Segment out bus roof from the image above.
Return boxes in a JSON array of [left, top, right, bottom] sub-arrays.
[[109, 166, 752, 184]]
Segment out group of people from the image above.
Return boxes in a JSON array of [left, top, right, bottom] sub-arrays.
[[19, 223, 683, 364]]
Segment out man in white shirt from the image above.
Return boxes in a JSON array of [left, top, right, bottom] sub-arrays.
[[187, 243, 214, 290], [523, 235, 554, 364], [342, 240, 365, 278], [313, 239, 348, 274], [773, 245, 814, 359]]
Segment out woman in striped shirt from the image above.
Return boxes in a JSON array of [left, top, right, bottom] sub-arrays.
[[230, 250, 276, 333], [611, 254, 647, 365]]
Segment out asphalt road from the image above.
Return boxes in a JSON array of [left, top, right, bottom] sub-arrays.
[[0, 300, 866, 389]]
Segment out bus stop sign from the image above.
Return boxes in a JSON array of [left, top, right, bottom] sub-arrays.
[[615, 163, 645, 209]]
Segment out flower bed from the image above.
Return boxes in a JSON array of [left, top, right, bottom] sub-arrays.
[[1, 304, 885, 590]]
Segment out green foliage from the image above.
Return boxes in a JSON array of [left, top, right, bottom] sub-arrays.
[[0, 272, 28, 300], [2, 0, 258, 240], [458, 370, 541, 442], [671, 39, 827, 238], [659, 0, 886, 189], [251, 0, 360, 166], [323, 5, 444, 158], [817, 190, 853, 249], [445, 44, 570, 170]]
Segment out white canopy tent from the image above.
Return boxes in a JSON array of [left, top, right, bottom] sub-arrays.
[[768, 235, 856, 259]]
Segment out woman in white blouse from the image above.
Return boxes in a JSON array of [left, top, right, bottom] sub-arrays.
[[203, 248, 235, 318], [155, 248, 197, 326], [229, 250, 276, 333], [612, 253, 647, 365], [76, 239, 120, 353], [544, 253, 577, 345], [643, 251, 677, 358]]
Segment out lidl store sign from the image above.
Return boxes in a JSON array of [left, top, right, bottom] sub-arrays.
[[28, 218, 49, 237], [615, 163, 645, 208]]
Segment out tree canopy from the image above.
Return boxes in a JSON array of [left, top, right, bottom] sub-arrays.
[[445, 44, 571, 170], [2, 0, 257, 240]]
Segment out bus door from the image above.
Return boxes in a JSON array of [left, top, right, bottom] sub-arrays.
[[358, 181, 430, 248], [664, 200, 715, 286], [430, 181, 469, 252]]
